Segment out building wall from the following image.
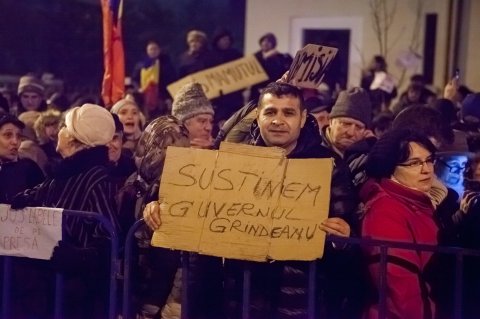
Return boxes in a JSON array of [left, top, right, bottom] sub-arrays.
[[245, 0, 479, 92], [462, 0, 480, 91]]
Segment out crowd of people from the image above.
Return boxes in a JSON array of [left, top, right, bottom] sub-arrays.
[[1, 28, 480, 319]]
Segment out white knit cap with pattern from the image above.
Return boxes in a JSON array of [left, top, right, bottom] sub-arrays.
[[65, 103, 115, 147], [171, 83, 214, 122]]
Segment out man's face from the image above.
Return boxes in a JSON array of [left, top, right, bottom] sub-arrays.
[[329, 117, 366, 152], [0, 123, 22, 162], [257, 93, 306, 155], [184, 113, 213, 141], [20, 92, 42, 111]]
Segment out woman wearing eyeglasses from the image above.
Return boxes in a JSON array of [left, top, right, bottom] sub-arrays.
[[360, 128, 438, 319]]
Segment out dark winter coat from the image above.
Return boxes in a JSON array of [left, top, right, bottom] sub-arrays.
[[11, 146, 119, 248], [0, 157, 44, 204], [224, 115, 360, 319]]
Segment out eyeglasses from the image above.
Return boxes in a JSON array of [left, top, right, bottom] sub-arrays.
[[398, 156, 436, 168], [436, 158, 467, 174]]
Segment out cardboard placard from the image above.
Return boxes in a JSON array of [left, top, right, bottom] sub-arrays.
[[151, 142, 333, 262], [286, 44, 338, 89], [167, 55, 268, 100], [0, 205, 63, 260]]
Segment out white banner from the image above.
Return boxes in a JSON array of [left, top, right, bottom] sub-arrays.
[[0, 205, 63, 260]]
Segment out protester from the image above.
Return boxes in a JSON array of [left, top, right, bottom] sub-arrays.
[[178, 29, 215, 78], [11, 103, 120, 319], [108, 113, 136, 189], [361, 129, 439, 319], [210, 28, 244, 124], [304, 95, 332, 131], [171, 82, 215, 149], [249, 32, 292, 101], [371, 112, 393, 138], [360, 55, 397, 113], [17, 110, 50, 173], [16, 74, 47, 115], [117, 115, 190, 318], [111, 97, 145, 152], [33, 109, 63, 175], [145, 82, 359, 319], [132, 40, 177, 118], [0, 113, 44, 204], [321, 87, 374, 160]]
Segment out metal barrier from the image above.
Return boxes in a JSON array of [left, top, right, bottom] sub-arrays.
[[122, 220, 480, 319], [1, 209, 121, 319]]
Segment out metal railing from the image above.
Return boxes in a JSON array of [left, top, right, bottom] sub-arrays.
[[122, 220, 480, 319], [1, 209, 120, 319]]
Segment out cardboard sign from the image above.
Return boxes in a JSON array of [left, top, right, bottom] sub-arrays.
[[286, 44, 338, 89], [151, 142, 333, 262], [167, 55, 268, 100], [0, 205, 63, 260]]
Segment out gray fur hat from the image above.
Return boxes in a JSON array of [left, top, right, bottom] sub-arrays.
[[171, 82, 214, 122], [329, 87, 372, 127]]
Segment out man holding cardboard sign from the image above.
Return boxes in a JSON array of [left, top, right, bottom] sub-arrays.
[[144, 82, 359, 318]]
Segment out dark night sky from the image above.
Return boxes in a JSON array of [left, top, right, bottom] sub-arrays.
[[0, 0, 246, 93]]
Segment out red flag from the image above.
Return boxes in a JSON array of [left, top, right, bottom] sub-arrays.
[[101, 0, 125, 108]]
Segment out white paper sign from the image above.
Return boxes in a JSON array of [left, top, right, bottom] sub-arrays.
[[0, 205, 63, 260]]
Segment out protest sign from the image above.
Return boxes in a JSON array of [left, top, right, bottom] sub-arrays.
[[286, 44, 338, 89], [167, 55, 268, 100], [151, 142, 333, 262], [0, 205, 63, 260]]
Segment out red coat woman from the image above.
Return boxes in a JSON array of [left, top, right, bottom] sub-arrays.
[[360, 129, 439, 319]]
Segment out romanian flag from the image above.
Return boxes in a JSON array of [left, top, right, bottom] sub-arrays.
[[140, 58, 160, 111], [101, 0, 125, 107]]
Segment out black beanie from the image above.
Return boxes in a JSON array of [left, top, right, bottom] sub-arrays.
[[329, 87, 372, 127]]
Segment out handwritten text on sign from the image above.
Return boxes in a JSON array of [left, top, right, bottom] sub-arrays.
[[286, 44, 338, 89], [167, 55, 268, 100], [0, 205, 63, 260], [151, 143, 333, 262]]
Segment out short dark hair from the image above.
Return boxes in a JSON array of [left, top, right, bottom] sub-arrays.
[[366, 128, 437, 179], [259, 33, 277, 47], [258, 82, 305, 111]]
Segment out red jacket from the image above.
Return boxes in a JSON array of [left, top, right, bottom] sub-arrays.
[[360, 178, 438, 319]]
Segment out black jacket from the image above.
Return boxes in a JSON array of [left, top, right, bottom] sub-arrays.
[[0, 158, 44, 204]]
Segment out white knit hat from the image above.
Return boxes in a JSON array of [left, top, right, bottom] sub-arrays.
[[65, 104, 115, 147], [171, 83, 214, 122]]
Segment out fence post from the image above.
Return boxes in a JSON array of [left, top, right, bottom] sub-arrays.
[[242, 263, 251, 319], [181, 252, 190, 319], [454, 251, 464, 319], [122, 219, 145, 319], [378, 245, 388, 319], [1, 257, 12, 319], [308, 260, 316, 319]]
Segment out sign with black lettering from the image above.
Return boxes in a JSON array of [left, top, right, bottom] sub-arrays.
[[0, 205, 63, 260], [151, 142, 333, 262], [167, 55, 268, 100], [286, 44, 338, 89]]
